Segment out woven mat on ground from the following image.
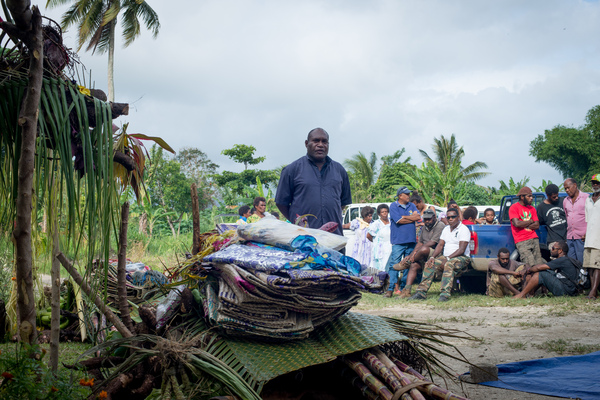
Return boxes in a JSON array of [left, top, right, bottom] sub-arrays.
[[206, 312, 408, 391]]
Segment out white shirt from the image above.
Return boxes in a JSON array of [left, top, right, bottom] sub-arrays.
[[440, 223, 471, 257], [585, 195, 600, 250]]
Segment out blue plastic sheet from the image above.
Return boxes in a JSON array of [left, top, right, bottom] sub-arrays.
[[473, 351, 600, 400]]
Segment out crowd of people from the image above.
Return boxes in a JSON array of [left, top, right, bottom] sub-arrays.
[[237, 128, 600, 302]]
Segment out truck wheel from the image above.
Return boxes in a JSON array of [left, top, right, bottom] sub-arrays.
[[457, 275, 487, 295]]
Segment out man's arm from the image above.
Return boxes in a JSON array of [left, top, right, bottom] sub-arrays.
[[526, 263, 550, 274], [489, 263, 520, 276], [398, 213, 421, 224], [447, 241, 468, 259], [277, 204, 290, 221], [511, 218, 536, 228], [430, 239, 445, 259]]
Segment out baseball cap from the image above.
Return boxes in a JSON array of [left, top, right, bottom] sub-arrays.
[[591, 174, 600, 183], [422, 209, 435, 219], [396, 186, 411, 196], [517, 186, 533, 196]]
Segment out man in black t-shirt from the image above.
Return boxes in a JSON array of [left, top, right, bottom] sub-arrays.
[[513, 241, 579, 298], [536, 184, 567, 247]]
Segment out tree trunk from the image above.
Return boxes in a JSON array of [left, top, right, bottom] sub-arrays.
[[107, 19, 116, 102], [57, 253, 133, 338], [165, 215, 176, 237], [8, 3, 44, 345], [48, 200, 60, 372], [191, 183, 201, 255], [117, 202, 134, 332], [139, 212, 148, 235]]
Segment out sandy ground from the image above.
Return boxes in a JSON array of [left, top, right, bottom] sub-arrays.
[[358, 302, 600, 400]]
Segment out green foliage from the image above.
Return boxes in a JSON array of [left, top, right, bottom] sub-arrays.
[[0, 344, 90, 399], [344, 151, 378, 203], [176, 147, 219, 208], [221, 144, 266, 170], [530, 105, 600, 184], [460, 182, 495, 206], [367, 149, 414, 202]]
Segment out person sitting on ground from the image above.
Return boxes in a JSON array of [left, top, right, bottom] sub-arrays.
[[462, 206, 478, 225], [236, 205, 251, 225], [344, 206, 375, 268], [409, 208, 471, 302], [439, 199, 462, 225], [247, 196, 270, 223], [536, 184, 567, 254], [513, 241, 579, 299], [509, 186, 544, 266], [395, 209, 445, 298], [482, 208, 499, 225], [487, 248, 525, 297]]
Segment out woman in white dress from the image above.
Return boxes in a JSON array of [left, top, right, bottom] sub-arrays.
[[367, 204, 392, 272], [344, 206, 375, 267]]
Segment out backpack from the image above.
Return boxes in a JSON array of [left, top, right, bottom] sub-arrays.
[[569, 258, 591, 291]]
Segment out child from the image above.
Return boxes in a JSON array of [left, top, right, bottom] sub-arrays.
[[482, 208, 498, 225]]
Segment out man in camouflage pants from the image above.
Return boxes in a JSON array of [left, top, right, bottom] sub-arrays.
[[409, 208, 471, 302]]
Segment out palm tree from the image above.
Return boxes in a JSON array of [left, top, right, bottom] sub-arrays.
[[344, 152, 378, 202], [419, 133, 489, 182], [46, 0, 160, 101]]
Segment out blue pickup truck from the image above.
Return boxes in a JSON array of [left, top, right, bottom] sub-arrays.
[[459, 192, 553, 293]]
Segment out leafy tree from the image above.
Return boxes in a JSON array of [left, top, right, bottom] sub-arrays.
[[529, 105, 600, 184], [368, 149, 414, 202], [344, 152, 378, 203], [175, 147, 219, 209], [46, 0, 160, 101], [213, 169, 279, 198], [489, 176, 530, 203], [221, 144, 266, 170], [419, 133, 489, 182], [461, 182, 495, 206]]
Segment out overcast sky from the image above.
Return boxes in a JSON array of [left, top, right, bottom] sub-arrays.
[[41, 0, 600, 189]]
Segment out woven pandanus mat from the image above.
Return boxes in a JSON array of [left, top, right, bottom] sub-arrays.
[[209, 312, 407, 390]]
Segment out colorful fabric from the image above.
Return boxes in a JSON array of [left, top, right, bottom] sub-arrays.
[[488, 265, 525, 298], [348, 218, 373, 267], [509, 202, 539, 243], [389, 201, 420, 245], [564, 192, 589, 240], [288, 235, 362, 276], [368, 219, 392, 271], [416, 255, 470, 297], [203, 244, 305, 271]]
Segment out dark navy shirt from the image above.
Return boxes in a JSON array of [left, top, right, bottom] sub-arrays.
[[389, 201, 419, 245], [275, 155, 352, 235]]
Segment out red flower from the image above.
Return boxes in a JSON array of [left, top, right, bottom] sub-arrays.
[[1, 372, 14, 380], [50, 386, 58, 392], [97, 391, 108, 399]]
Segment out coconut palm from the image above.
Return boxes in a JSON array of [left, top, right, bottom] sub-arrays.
[[46, 0, 160, 101], [344, 151, 378, 202], [419, 133, 490, 182]]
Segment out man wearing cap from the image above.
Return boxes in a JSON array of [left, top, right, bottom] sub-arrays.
[[383, 186, 421, 298], [276, 128, 352, 236], [563, 178, 589, 262], [409, 207, 471, 302], [395, 208, 445, 298], [584, 174, 600, 299], [509, 186, 544, 267]]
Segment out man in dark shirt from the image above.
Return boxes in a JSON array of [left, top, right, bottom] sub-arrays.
[[395, 209, 445, 298], [513, 241, 579, 298], [536, 184, 567, 249], [275, 128, 352, 236]]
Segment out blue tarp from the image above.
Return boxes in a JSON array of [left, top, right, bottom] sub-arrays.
[[475, 351, 600, 400]]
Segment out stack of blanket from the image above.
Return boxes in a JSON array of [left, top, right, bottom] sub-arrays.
[[201, 218, 388, 340]]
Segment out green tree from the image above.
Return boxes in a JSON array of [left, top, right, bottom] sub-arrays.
[[419, 133, 489, 181], [175, 147, 219, 209], [46, 0, 160, 101], [529, 105, 600, 183], [221, 144, 266, 170], [344, 152, 378, 203], [368, 149, 414, 202]]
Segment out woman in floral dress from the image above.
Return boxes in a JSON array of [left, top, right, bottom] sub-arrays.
[[346, 206, 375, 267], [367, 204, 392, 272]]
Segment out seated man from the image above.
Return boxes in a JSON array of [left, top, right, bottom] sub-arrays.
[[513, 241, 579, 298], [409, 208, 471, 302], [395, 209, 445, 298], [487, 248, 525, 297]]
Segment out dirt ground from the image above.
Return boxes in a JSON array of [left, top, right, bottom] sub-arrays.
[[358, 303, 600, 400]]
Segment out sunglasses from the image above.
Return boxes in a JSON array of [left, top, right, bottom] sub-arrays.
[[447, 215, 458, 219]]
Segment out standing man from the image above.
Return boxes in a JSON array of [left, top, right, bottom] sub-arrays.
[[584, 174, 600, 299], [563, 178, 589, 262], [536, 184, 567, 252], [509, 186, 544, 266], [383, 186, 420, 298], [276, 128, 352, 236], [409, 207, 471, 302]]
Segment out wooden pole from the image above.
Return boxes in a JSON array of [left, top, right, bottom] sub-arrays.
[[57, 252, 133, 338], [48, 202, 60, 372], [191, 183, 201, 255], [117, 202, 134, 332]]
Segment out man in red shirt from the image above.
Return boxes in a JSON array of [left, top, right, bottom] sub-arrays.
[[509, 186, 544, 266]]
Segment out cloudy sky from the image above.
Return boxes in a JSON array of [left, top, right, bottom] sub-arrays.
[[41, 0, 600, 189]]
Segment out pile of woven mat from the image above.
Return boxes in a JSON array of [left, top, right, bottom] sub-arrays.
[[198, 217, 389, 340]]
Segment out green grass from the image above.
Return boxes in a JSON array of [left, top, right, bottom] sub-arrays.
[[0, 341, 92, 376], [516, 321, 551, 329], [507, 341, 527, 350], [534, 339, 600, 355]]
